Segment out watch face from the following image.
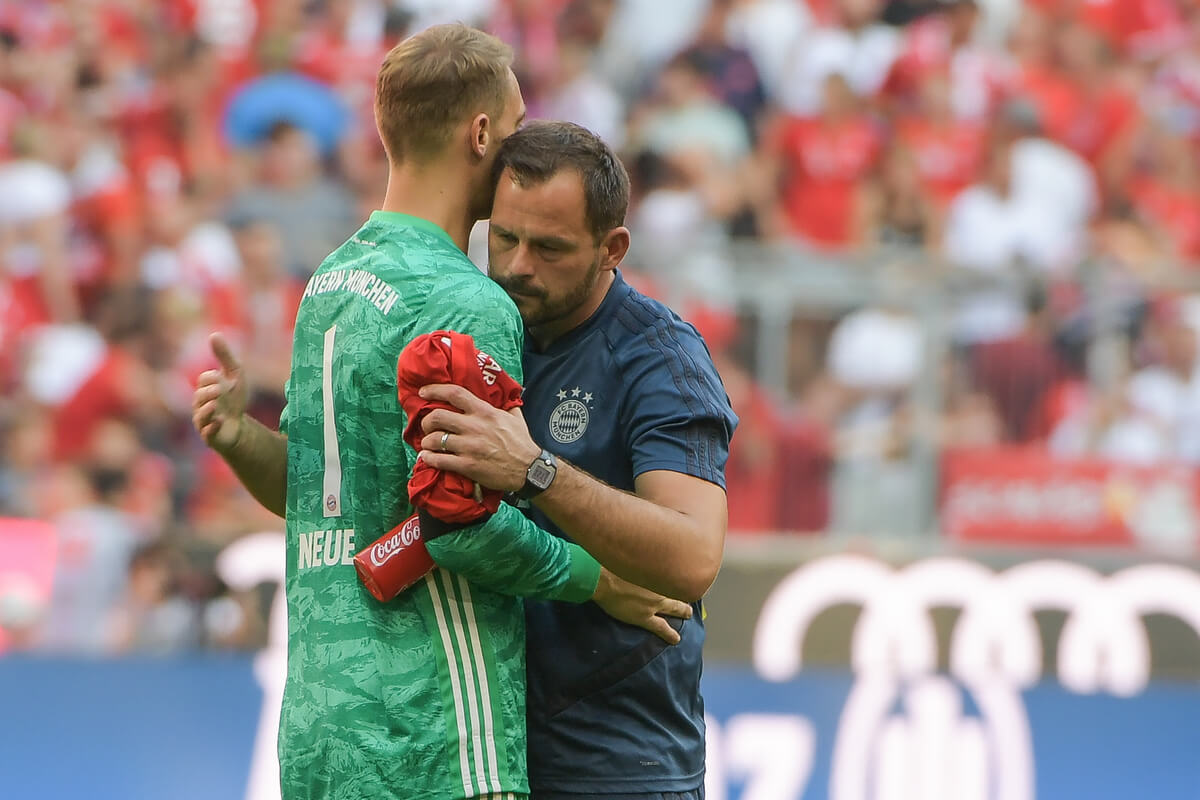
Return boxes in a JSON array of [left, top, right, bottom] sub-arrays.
[[528, 461, 555, 490]]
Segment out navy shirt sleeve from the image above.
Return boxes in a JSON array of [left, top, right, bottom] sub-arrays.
[[620, 318, 738, 488]]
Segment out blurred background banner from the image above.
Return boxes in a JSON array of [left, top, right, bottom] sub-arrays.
[[940, 448, 1200, 550], [4, 0, 1200, 797]]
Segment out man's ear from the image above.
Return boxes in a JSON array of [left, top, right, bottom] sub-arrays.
[[599, 227, 631, 271], [470, 113, 490, 160]]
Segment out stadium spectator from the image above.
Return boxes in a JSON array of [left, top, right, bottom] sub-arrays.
[[225, 120, 358, 279], [678, 0, 769, 129], [36, 463, 143, 653], [858, 141, 940, 248], [630, 50, 752, 169], [776, 0, 900, 115], [1125, 298, 1200, 462], [765, 72, 882, 247], [723, 0, 814, 101], [104, 540, 200, 653], [969, 284, 1065, 442], [894, 69, 986, 207], [1127, 122, 1200, 262], [537, 34, 626, 149]]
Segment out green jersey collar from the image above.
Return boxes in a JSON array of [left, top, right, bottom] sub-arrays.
[[369, 210, 456, 248]]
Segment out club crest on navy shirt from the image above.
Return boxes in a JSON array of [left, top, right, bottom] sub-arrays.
[[548, 386, 594, 444]]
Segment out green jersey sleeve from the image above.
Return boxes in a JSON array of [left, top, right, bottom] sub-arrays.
[[415, 277, 600, 603], [426, 504, 600, 602]]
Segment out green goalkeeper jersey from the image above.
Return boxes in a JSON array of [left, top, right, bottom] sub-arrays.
[[276, 211, 600, 800]]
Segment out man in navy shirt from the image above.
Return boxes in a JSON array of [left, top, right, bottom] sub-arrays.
[[418, 121, 738, 800]]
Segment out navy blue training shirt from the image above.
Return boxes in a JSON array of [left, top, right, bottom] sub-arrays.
[[518, 271, 738, 795]]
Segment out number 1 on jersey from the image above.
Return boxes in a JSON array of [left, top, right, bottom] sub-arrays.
[[322, 324, 343, 517]]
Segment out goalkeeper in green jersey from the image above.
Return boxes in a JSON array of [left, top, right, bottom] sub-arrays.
[[190, 24, 688, 800]]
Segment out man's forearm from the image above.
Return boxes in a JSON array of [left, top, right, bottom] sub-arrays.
[[218, 415, 288, 518], [533, 463, 719, 602]]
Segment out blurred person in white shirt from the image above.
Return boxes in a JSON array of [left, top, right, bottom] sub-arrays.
[[1126, 298, 1200, 463], [943, 103, 1097, 341], [948, 100, 1097, 273], [941, 135, 1030, 343], [776, 0, 901, 114], [723, 0, 814, 100], [0, 150, 78, 327], [594, 0, 710, 95], [539, 35, 626, 150], [1049, 299, 1200, 466], [627, 149, 734, 304]]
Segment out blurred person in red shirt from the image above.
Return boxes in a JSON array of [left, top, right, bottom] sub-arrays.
[[51, 289, 169, 463], [490, 0, 572, 98], [1127, 122, 1200, 262], [1008, 18, 1140, 187], [1056, 0, 1189, 61], [123, 37, 234, 205], [692, 305, 832, 533], [885, 0, 1010, 122], [895, 69, 986, 207], [764, 72, 882, 248]]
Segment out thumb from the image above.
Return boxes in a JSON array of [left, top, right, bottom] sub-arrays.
[[210, 332, 242, 375]]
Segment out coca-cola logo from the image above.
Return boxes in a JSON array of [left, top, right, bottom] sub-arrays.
[[369, 518, 421, 568]]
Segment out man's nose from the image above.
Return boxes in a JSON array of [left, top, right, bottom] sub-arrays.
[[508, 243, 536, 277]]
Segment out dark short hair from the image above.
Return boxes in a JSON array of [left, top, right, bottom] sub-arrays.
[[492, 120, 630, 241]]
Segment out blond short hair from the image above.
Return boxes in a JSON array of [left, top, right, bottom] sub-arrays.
[[375, 24, 514, 163]]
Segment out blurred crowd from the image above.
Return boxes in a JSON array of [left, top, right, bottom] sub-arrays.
[[2, 0, 1200, 654]]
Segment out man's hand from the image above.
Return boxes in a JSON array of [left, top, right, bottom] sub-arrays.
[[192, 332, 249, 454], [591, 568, 692, 645], [416, 384, 541, 493]]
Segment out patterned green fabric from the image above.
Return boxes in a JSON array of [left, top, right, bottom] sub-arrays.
[[277, 211, 599, 800]]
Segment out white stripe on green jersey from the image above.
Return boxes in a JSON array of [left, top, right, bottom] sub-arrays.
[[456, 574, 505, 794], [425, 570, 476, 797], [438, 569, 492, 794]]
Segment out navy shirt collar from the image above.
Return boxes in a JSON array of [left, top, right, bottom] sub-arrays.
[[526, 270, 632, 356]]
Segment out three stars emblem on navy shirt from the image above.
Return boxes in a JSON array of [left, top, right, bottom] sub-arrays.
[[555, 387, 593, 404]]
